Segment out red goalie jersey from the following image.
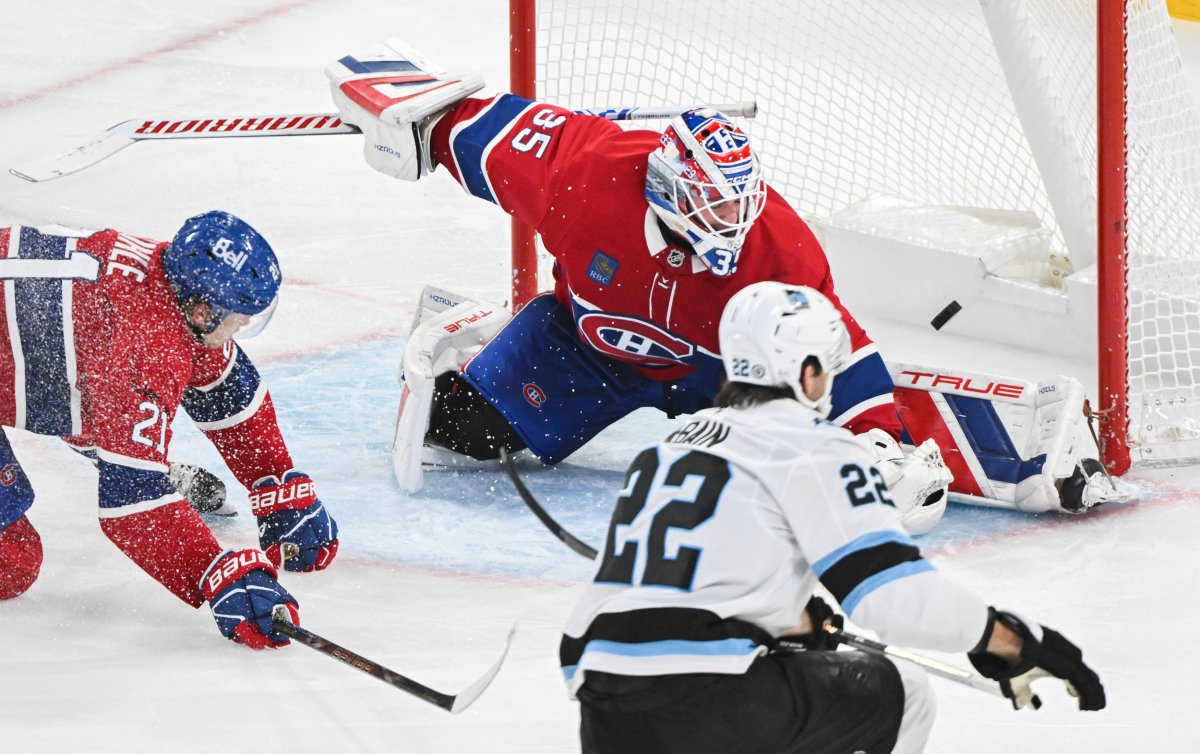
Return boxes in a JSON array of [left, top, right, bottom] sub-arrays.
[[430, 95, 899, 435], [0, 225, 297, 606]]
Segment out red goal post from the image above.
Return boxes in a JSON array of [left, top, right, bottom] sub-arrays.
[[509, 0, 1200, 475]]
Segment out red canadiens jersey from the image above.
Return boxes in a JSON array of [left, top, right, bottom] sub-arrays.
[[0, 225, 294, 605], [431, 96, 899, 434]]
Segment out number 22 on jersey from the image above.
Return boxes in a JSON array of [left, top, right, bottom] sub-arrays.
[[595, 448, 731, 591]]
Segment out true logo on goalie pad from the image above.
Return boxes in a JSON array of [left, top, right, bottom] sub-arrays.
[[895, 370, 1026, 400]]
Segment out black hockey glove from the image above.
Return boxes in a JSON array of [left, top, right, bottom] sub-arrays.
[[968, 608, 1106, 711], [793, 595, 845, 652]]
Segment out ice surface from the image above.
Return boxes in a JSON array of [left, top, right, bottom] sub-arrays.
[[1, 2, 1199, 752]]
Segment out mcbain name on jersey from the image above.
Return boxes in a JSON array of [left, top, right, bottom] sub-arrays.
[[665, 418, 730, 448]]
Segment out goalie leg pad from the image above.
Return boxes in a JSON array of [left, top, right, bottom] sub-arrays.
[[891, 364, 1124, 513], [393, 295, 511, 493], [326, 38, 485, 181]]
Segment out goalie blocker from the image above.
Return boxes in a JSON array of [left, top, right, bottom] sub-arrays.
[[891, 364, 1124, 513]]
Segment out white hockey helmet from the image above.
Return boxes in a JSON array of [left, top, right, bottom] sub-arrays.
[[645, 108, 767, 277], [718, 282, 852, 416]]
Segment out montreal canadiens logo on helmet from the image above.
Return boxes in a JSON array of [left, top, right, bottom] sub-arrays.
[[684, 112, 755, 183], [0, 463, 17, 486], [577, 312, 695, 368]]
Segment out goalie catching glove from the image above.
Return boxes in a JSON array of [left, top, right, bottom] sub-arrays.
[[326, 38, 484, 181], [201, 549, 298, 650], [856, 428, 952, 536], [250, 470, 339, 572], [968, 608, 1106, 711]]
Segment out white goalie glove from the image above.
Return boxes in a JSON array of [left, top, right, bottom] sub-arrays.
[[392, 287, 510, 493], [326, 38, 485, 181], [856, 429, 953, 535]]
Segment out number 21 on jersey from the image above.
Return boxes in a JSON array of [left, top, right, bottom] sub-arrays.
[[595, 448, 730, 591]]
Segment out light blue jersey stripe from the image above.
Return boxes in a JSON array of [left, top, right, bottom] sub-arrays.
[[812, 530, 916, 577], [560, 637, 760, 681], [841, 560, 936, 616]]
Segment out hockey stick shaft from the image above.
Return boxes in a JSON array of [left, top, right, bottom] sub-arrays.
[[272, 613, 515, 713], [499, 448, 598, 559], [10, 101, 757, 182], [778, 630, 1002, 696], [499, 454, 1001, 697]]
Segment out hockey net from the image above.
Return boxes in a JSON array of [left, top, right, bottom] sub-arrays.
[[519, 0, 1200, 471]]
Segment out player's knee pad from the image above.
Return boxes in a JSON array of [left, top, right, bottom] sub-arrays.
[[0, 515, 43, 600], [887, 659, 937, 754]]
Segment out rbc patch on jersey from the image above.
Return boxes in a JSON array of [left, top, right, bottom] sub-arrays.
[[588, 251, 619, 286]]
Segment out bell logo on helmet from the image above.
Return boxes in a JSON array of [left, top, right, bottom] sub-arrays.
[[212, 237, 248, 272]]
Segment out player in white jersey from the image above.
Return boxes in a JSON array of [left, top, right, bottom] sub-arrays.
[[560, 282, 1105, 753]]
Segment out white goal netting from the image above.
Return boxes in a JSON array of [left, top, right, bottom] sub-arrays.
[[534, 0, 1200, 466]]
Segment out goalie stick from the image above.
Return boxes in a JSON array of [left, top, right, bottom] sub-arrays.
[[11, 101, 758, 182], [500, 448, 598, 559], [497, 449, 1002, 698], [272, 612, 516, 713]]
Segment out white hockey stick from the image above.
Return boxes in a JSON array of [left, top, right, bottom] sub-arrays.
[[10, 101, 758, 182]]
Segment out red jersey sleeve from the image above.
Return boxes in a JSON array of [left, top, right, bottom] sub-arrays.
[[430, 94, 623, 232]]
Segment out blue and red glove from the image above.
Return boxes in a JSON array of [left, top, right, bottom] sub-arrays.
[[201, 549, 298, 649], [250, 470, 339, 572]]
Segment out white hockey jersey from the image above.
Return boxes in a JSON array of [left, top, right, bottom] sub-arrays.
[[561, 398, 991, 697]]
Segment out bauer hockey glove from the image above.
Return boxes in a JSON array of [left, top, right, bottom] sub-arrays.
[[201, 549, 298, 650], [250, 470, 339, 572], [967, 608, 1106, 711]]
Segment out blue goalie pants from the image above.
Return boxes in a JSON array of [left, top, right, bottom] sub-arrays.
[[577, 649, 905, 754]]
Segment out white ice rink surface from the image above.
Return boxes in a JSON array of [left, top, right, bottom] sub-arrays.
[[3, 2, 1200, 752]]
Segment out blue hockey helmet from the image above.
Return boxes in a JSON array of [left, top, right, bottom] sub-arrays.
[[162, 211, 282, 338]]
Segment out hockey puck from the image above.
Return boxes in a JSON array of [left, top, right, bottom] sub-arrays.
[[930, 301, 962, 331]]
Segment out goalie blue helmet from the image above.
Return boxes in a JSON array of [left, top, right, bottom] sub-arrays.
[[645, 108, 767, 277], [719, 282, 851, 416], [162, 211, 282, 338]]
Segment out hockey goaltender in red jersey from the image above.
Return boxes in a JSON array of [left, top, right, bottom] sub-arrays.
[[327, 38, 1120, 524], [0, 212, 338, 649], [327, 40, 960, 535]]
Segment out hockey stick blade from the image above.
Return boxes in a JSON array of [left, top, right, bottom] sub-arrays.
[[499, 447, 598, 559], [10, 130, 136, 182], [273, 614, 516, 713], [10, 101, 757, 182]]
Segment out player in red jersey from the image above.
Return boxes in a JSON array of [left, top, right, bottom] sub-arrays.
[[326, 42, 953, 532], [0, 212, 338, 649]]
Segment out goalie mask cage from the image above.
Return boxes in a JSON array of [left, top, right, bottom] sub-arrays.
[[508, 0, 1200, 475]]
